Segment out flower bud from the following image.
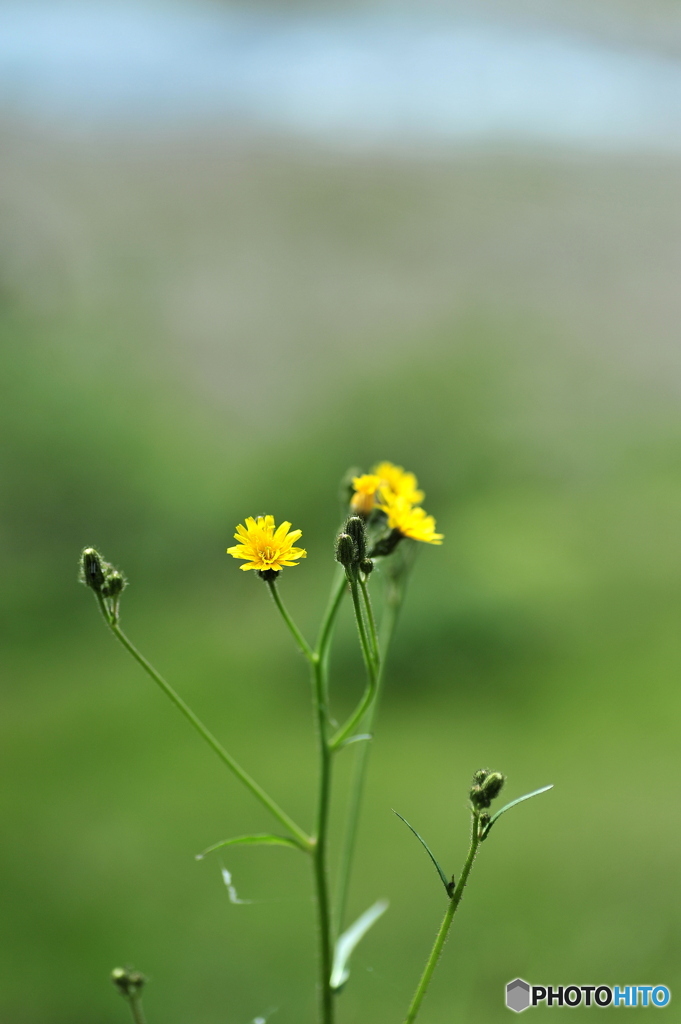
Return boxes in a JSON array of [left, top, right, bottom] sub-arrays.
[[111, 967, 146, 999], [101, 569, 126, 598], [344, 516, 367, 562], [80, 548, 106, 593], [481, 772, 505, 802], [469, 784, 489, 809], [472, 768, 490, 785], [360, 558, 374, 576], [335, 533, 356, 569]]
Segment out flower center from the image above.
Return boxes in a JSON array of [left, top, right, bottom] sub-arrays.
[[262, 546, 276, 563]]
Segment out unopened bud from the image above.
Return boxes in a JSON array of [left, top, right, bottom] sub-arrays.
[[360, 558, 374, 576], [469, 784, 489, 809], [344, 516, 367, 562], [478, 812, 491, 839], [111, 967, 146, 999], [80, 548, 106, 593], [481, 772, 505, 802], [335, 533, 356, 568], [472, 768, 490, 785], [101, 569, 126, 598]]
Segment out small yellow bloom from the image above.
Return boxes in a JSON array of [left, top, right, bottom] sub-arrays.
[[350, 474, 383, 515], [378, 495, 443, 545], [227, 515, 307, 572], [373, 461, 425, 506]]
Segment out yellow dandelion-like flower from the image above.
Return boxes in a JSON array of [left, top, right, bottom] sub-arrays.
[[378, 495, 443, 545], [373, 461, 425, 506], [227, 515, 307, 572], [350, 474, 383, 515]]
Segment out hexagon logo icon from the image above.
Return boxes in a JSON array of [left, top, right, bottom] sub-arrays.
[[506, 978, 531, 1012]]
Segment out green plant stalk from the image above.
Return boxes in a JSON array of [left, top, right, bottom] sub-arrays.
[[267, 580, 316, 662], [96, 597, 312, 851], [334, 587, 402, 931], [403, 812, 482, 1024], [329, 579, 379, 748], [270, 571, 348, 1024], [125, 994, 147, 1024], [312, 656, 335, 1024], [359, 576, 379, 668]]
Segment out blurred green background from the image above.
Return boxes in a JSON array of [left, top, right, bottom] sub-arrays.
[[3, 3, 681, 1022]]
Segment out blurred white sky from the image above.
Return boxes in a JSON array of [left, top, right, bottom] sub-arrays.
[[2, 0, 681, 150]]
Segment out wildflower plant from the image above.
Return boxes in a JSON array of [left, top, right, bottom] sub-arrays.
[[80, 462, 552, 1024]]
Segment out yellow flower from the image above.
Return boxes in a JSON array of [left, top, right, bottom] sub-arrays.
[[378, 495, 443, 545], [373, 461, 425, 506], [227, 515, 307, 571], [350, 474, 383, 515], [350, 461, 425, 515]]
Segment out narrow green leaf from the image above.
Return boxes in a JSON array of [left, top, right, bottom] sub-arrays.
[[481, 785, 554, 840], [330, 899, 389, 992], [393, 810, 451, 895], [195, 834, 302, 860], [337, 733, 373, 749]]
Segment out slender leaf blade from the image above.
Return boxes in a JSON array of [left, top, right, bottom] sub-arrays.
[[330, 899, 389, 991], [195, 834, 301, 859], [337, 733, 373, 749], [393, 810, 451, 895], [481, 785, 554, 840]]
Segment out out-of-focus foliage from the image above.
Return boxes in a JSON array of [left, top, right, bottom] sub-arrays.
[[1, 131, 681, 1024]]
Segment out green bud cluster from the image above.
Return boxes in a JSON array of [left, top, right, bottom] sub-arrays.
[[111, 966, 146, 999], [80, 547, 127, 622], [335, 516, 373, 579], [469, 769, 505, 810], [80, 548, 127, 597]]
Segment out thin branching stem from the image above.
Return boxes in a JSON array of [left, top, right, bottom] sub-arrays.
[[98, 605, 312, 851], [359, 576, 379, 669], [333, 593, 402, 929], [403, 812, 482, 1024], [267, 580, 316, 663], [329, 579, 379, 749], [311, 656, 335, 1024], [317, 568, 348, 670], [126, 995, 147, 1024]]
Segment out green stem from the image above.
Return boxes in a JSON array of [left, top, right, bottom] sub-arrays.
[[334, 594, 401, 930], [359, 577, 379, 668], [316, 568, 348, 669], [312, 656, 335, 1024], [403, 814, 482, 1024], [267, 580, 315, 663], [103, 615, 312, 851], [329, 580, 379, 748], [126, 996, 147, 1024]]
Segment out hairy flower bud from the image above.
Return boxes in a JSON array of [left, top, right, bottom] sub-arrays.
[[360, 558, 374, 576], [101, 569, 126, 598], [470, 769, 505, 809], [111, 967, 146, 999], [481, 772, 505, 801], [469, 784, 488, 809], [344, 516, 367, 563], [335, 533, 356, 569], [80, 547, 106, 593]]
